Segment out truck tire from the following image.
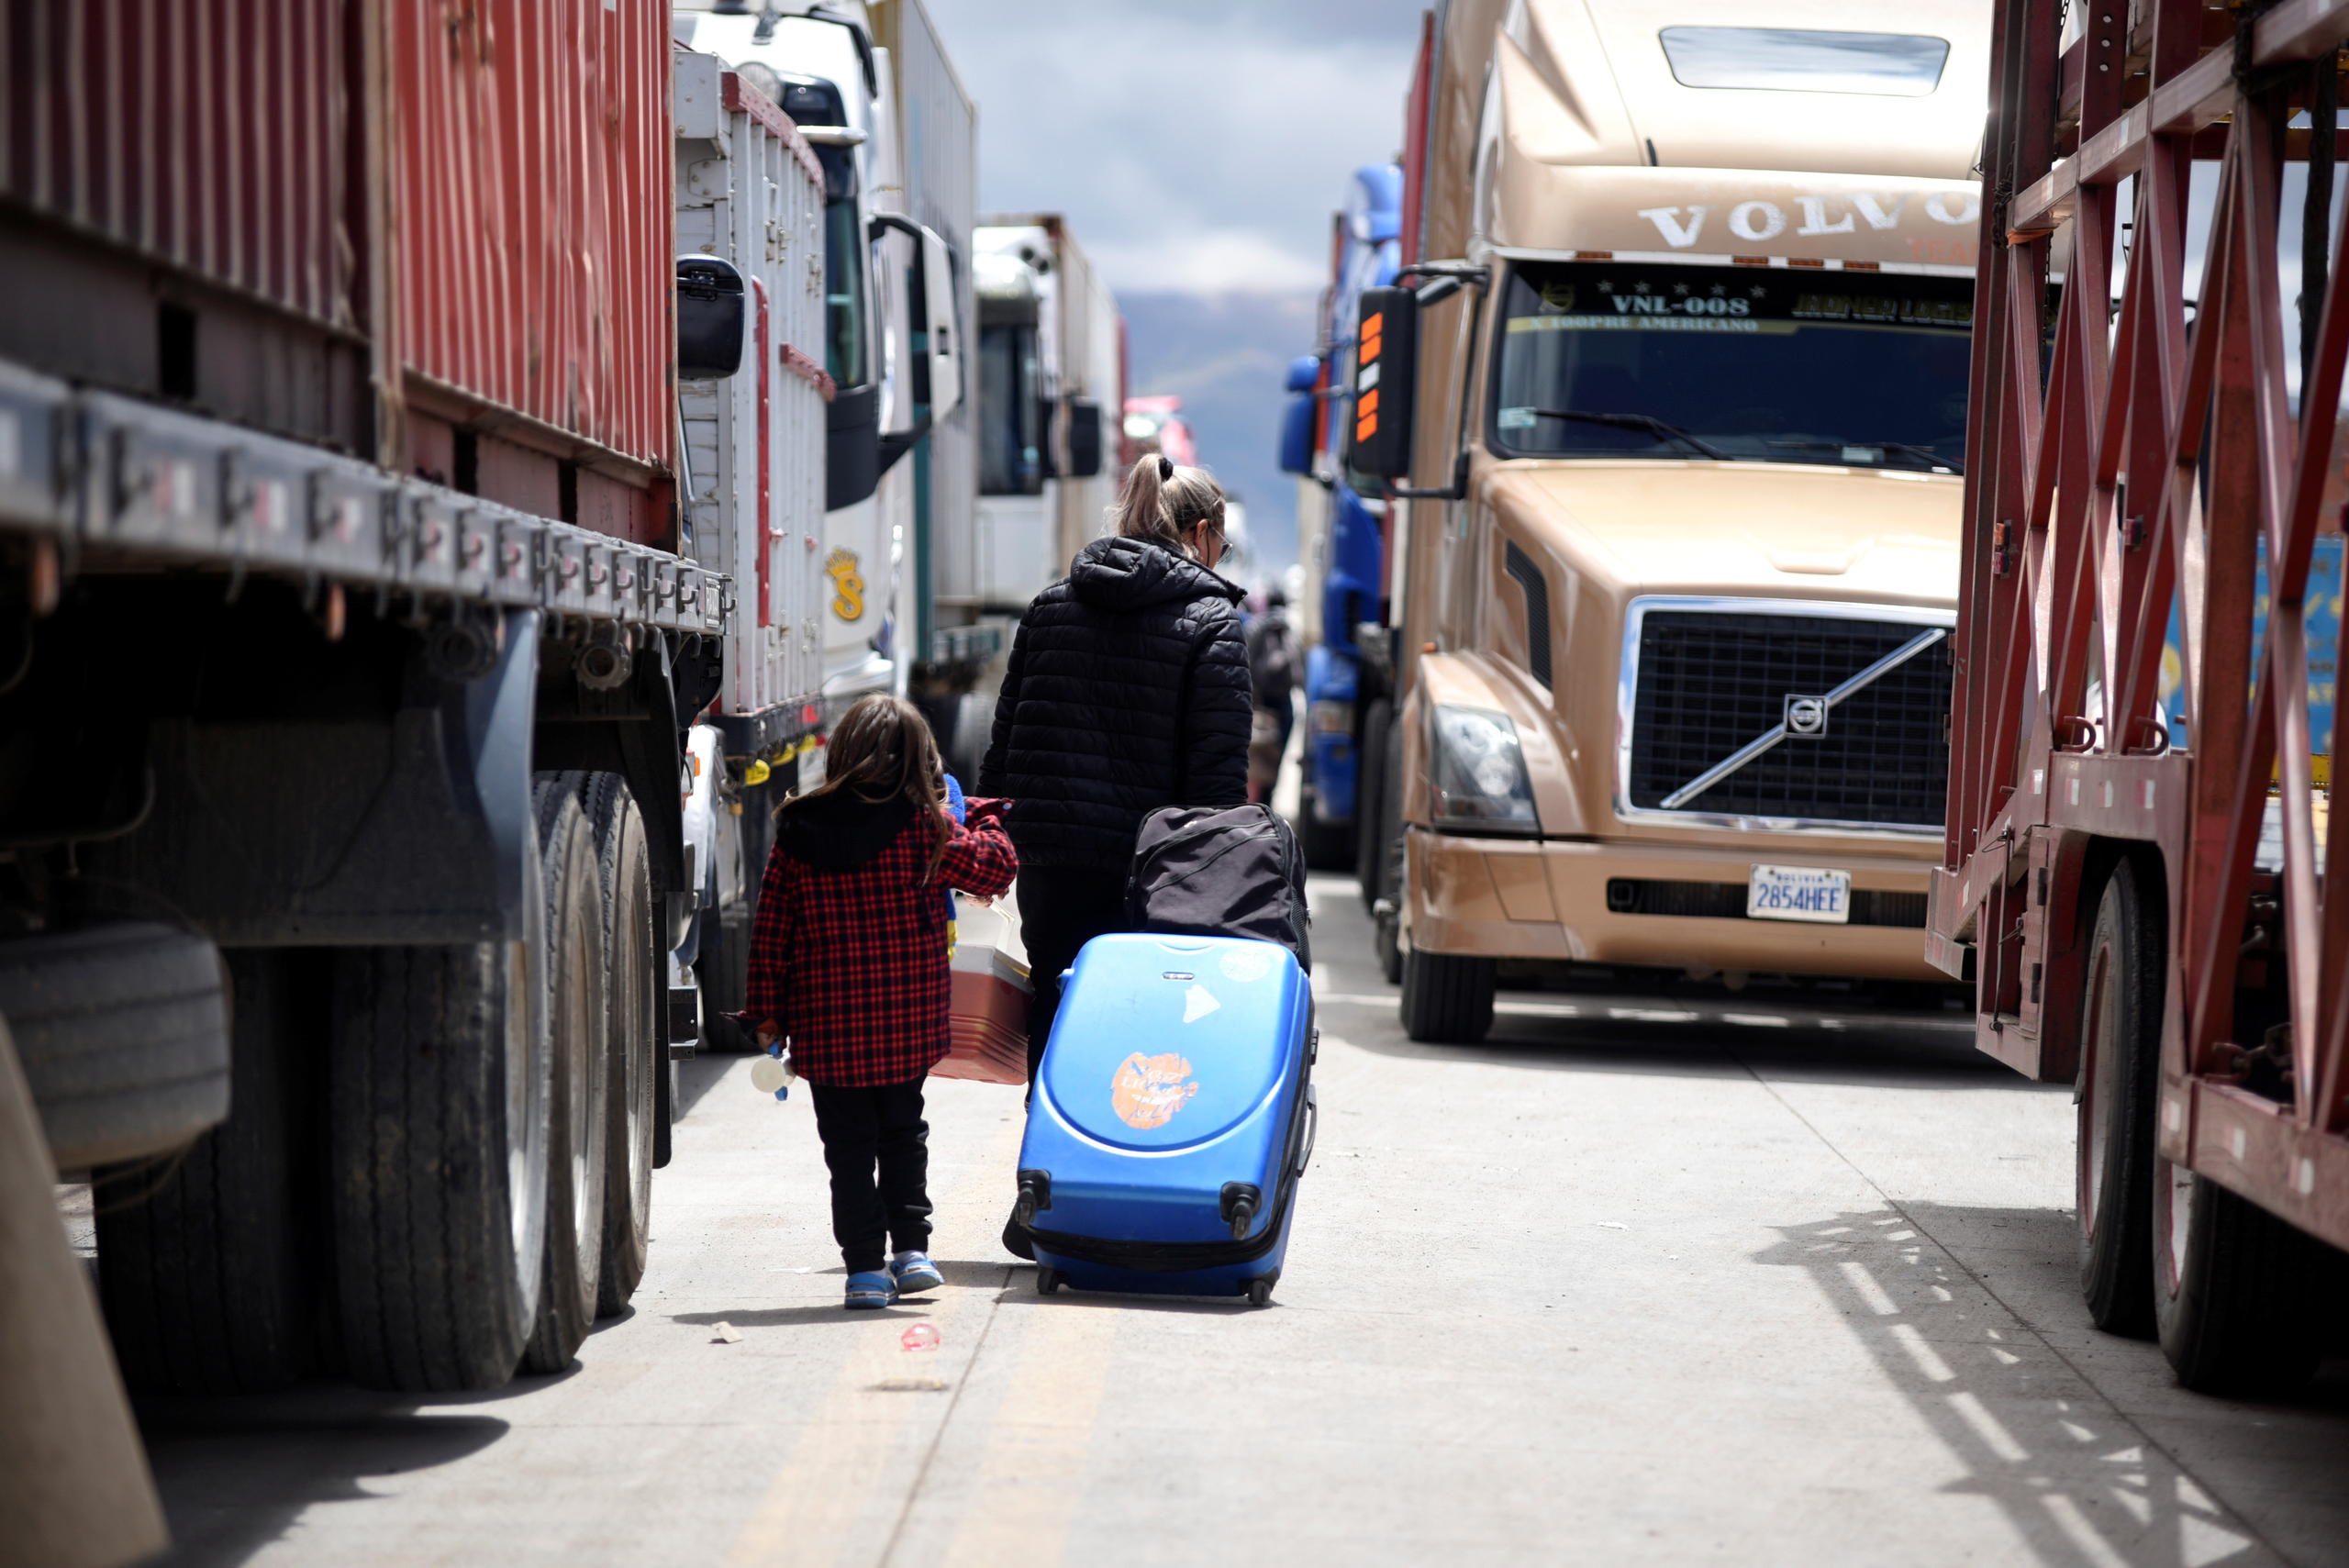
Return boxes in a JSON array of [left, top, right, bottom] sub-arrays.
[[94, 950, 318, 1395], [1400, 948, 1495, 1044], [522, 776, 610, 1373], [329, 829, 551, 1394], [2153, 1159, 2327, 1396], [2076, 859, 2161, 1336], [1354, 700, 1392, 910], [582, 773, 656, 1318], [0, 923, 231, 1171]]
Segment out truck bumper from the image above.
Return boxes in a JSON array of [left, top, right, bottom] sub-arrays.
[[1406, 828, 1943, 983]]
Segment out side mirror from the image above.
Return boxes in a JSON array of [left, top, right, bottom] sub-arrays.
[[1065, 397, 1104, 477], [1284, 353, 1321, 394], [1034, 395, 1061, 480], [1346, 286, 1418, 480], [919, 224, 963, 419], [1277, 387, 1316, 476], [676, 254, 745, 380]]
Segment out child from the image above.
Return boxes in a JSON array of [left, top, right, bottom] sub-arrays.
[[743, 695, 1017, 1308]]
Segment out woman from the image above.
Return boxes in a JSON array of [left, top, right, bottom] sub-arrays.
[[980, 454, 1252, 1253]]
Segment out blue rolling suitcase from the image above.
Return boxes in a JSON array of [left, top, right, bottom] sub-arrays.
[[1014, 932, 1316, 1306]]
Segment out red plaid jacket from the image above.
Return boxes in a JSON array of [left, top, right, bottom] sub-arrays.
[[744, 797, 1017, 1086]]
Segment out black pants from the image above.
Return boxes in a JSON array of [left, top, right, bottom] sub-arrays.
[[806, 1080, 932, 1273], [1017, 864, 1130, 1082]]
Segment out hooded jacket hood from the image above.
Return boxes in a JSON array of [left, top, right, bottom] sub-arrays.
[[773, 789, 919, 873], [1068, 536, 1244, 615]]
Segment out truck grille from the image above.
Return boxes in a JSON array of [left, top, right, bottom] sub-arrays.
[[1626, 609, 1951, 830]]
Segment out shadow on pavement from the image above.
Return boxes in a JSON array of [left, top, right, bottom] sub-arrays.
[[137, 1393, 509, 1568], [1328, 985, 2027, 1093], [1755, 1205, 2349, 1568]]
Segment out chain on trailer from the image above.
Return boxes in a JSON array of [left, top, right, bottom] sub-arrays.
[[1942, 0, 2349, 1377]]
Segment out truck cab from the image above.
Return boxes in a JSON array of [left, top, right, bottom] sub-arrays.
[[1281, 162, 1405, 870], [674, 1, 963, 708], [1362, 4, 1989, 1042]]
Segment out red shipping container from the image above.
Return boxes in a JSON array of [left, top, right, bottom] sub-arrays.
[[0, 0, 675, 540]]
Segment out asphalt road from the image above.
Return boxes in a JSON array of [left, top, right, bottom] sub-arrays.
[[126, 879, 2349, 1568]]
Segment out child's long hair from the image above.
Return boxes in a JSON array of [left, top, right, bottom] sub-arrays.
[[781, 694, 952, 879]]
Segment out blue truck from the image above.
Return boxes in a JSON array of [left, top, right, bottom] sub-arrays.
[[1279, 163, 1403, 876]]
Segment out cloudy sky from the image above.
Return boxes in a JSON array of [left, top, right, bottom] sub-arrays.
[[923, 0, 1429, 295]]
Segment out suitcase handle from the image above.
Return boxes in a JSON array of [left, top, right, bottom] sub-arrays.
[[1293, 1085, 1317, 1177]]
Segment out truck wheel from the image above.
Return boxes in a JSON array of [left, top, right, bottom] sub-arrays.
[[582, 773, 656, 1318], [95, 951, 318, 1395], [1354, 700, 1392, 910], [2153, 1155, 2326, 1396], [0, 923, 231, 1170], [1400, 948, 1495, 1044], [2076, 859, 2161, 1336], [329, 828, 551, 1392], [522, 776, 610, 1373], [1297, 785, 1355, 872]]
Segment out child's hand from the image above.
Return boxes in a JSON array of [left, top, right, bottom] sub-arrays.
[[754, 1020, 782, 1051]]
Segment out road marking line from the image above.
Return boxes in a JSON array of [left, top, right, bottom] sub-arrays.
[[1838, 1260, 1901, 1316], [726, 1288, 984, 1568], [936, 1303, 1119, 1568], [729, 1103, 1026, 1568], [1888, 1322, 1955, 1383]]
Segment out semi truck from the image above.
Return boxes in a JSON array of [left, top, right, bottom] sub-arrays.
[[962, 215, 1122, 765], [1351, 0, 1990, 1042], [1934, 0, 2349, 1396], [669, 0, 972, 1029], [0, 0, 751, 1418], [1279, 162, 1406, 871]]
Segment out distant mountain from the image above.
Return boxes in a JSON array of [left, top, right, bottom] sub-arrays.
[[1120, 291, 1319, 580]]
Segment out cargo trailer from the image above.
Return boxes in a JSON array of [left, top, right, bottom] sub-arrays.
[[0, 0, 743, 1425]]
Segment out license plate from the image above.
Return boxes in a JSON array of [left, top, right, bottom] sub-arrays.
[[1747, 864, 1851, 924]]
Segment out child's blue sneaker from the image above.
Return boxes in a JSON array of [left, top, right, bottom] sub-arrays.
[[844, 1271, 895, 1309], [890, 1251, 944, 1294]]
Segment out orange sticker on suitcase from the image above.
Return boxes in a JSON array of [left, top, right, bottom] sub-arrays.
[[1111, 1052, 1199, 1129]]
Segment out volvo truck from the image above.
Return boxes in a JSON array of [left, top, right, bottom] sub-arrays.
[[1355, 2, 1988, 1042]]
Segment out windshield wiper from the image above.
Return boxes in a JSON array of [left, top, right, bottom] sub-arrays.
[[1765, 438, 1963, 473], [1525, 408, 1731, 462]]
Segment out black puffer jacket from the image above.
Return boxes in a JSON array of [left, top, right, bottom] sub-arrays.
[[979, 536, 1252, 869]]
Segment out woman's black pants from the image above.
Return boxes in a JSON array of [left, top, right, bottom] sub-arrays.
[[806, 1079, 931, 1273], [1015, 864, 1130, 1082]]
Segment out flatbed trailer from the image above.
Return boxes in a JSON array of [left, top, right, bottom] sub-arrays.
[[1936, 0, 2349, 1394]]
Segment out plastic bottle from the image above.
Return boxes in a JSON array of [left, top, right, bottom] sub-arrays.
[[749, 1042, 796, 1101]]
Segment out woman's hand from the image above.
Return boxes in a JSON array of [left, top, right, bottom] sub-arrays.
[[754, 1019, 783, 1051]]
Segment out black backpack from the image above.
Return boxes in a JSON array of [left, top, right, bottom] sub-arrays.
[[1126, 803, 1311, 970]]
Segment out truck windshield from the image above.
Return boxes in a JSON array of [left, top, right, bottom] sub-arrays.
[[1491, 261, 1972, 473], [978, 321, 1042, 495], [813, 145, 868, 391]]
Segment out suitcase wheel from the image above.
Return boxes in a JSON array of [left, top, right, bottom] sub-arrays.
[[1246, 1279, 1274, 1308], [1037, 1267, 1063, 1296]]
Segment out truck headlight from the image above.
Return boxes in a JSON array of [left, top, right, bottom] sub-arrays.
[[1429, 705, 1538, 833]]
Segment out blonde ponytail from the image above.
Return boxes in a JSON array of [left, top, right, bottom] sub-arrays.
[[1111, 453, 1227, 561]]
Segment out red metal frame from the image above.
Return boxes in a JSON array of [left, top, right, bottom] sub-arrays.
[[1939, 0, 2349, 1251]]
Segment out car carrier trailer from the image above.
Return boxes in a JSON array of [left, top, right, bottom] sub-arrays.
[[1935, 0, 2349, 1395]]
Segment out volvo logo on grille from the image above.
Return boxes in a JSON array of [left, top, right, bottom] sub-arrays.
[[1785, 695, 1830, 738]]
